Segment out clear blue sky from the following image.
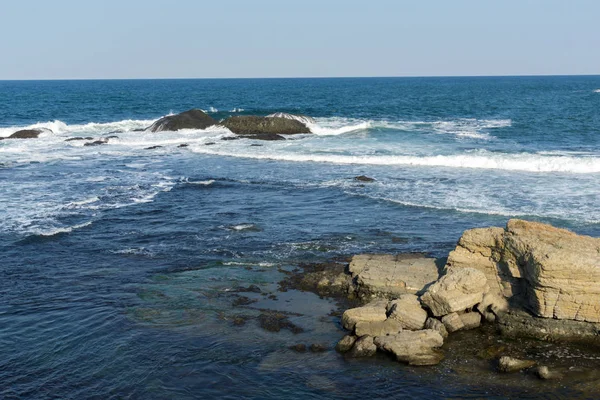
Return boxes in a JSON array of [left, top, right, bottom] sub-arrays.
[[1, 0, 598, 79]]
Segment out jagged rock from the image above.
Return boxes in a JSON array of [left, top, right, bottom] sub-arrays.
[[348, 254, 440, 300], [387, 294, 428, 330], [421, 267, 488, 317], [355, 318, 403, 337], [147, 109, 217, 132], [7, 128, 51, 139], [335, 335, 357, 353], [341, 300, 388, 331], [222, 116, 310, 135], [266, 112, 315, 125], [425, 317, 448, 339], [498, 356, 536, 373], [349, 335, 377, 357], [374, 330, 445, 366]]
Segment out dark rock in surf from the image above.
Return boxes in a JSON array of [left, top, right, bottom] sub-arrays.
[[240, 133, 286, 141], [7, 128, 52, 139], [145, 145, 163, 150], [178, 143, 189, 148], [222, 116, 311, 136], [65, 136, 94, 142], [147, 109, 217, 132], [84, 140, 107, 147], [258, 312, 304, 334], [354, 175, 376, 182], [266, 112, 315, 125]]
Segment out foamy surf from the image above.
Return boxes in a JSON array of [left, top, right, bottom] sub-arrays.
[[192, 148, 600, 174]]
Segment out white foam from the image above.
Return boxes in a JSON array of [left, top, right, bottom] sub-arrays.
[[228, 224, 258, 231], [594, 89, 600, 93], [192, 147, 600, 174], [186, 179, 215, 186], [34, 221, 93, 237]]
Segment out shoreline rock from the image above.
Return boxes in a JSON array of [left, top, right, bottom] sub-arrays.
[[222, 115, 311, 136], [147, 109, 217, 132]]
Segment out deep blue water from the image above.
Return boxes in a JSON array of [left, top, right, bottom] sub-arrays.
[[1, 77, 599, 399]]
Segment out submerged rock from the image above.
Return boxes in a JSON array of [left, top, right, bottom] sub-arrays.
[[222, 116, 311, 135], [354, 175, 376, 182], [258, 312, 304, 334], [65, 136, 93, 142], [147, 109, 217, 132]]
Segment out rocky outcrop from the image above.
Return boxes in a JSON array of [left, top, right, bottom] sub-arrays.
[[447, 219, 600, 323], [147, 109, 217, 132], [420, 268, 489, 317], [374, 330, 445, 366], [222, 116, 311, 136], [497, 356, 536, 373], [348, 254, 440, 300], [4, 128, 52, 139]]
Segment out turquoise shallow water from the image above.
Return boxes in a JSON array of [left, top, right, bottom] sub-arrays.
[[0, 77, 599, 398]]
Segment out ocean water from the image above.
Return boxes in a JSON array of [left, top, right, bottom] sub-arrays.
[[1, 77, 599, 399]]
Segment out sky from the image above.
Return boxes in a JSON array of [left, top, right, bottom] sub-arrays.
[[1, 0, 598, 79]]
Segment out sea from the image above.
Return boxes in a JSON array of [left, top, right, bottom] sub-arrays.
[[1, 76, 599, 399]]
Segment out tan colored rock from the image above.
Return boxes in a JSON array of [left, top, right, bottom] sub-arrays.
[[349, 335, 377, 357], [498, 356, 536, 373], [477, 292, 509, 322], [387, 294, 428, 330], [374, 329, 445, 366], [420, 268, 488, 317], [341, 299, 388, 331], [441, 312, 464, 333], [355, 319, 403, 337], [503, 219, 600, 322], [460, 312, 482, 330], [424, 317, 448, 339], [348, 254, 439, 300], [535, 365, 563, 380], [447, 219, 600, 324]]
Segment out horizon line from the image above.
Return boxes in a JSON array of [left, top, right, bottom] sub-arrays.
[[1, 73, 599, 82]]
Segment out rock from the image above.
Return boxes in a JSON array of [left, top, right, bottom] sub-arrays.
[[222, 116, 310, 135], [309, 344, 328, 353], [355, 318, 403, 337], [460, 312, 482, 330], [348, 254, 440, 300], [497, 356, 536, 373], [447, 219, 600, 323], [504, 219, 600, 322], [441, 312, 481, 333], [178, 143, 189, 148], [205, 142, 216, 146], [335, 335, 357, 353], [476, 345, 506, 360], [266, 112, 315, 125], [84, 140, 107, 147], [7, 128, 51, 139], [341, 299, 388, 331], [420, 267, 488, 317], [348, 335, 377, 357], [65, 136, 93, 142], [477, 292, 509, 322], [232, 296, 257, 306], [258, 312, 304, 334], [145, 145, 163, 150], [354, 175, 376, 182], [535, 366, 563, 380], [387, 294, 428, 330], [425, 317, 448, 339], [240, 133, 286, 141], [374, 330, 445, 366], [497, 308, 600, 344], [147, 109, 217, 132], [289, 344, 307, 353]]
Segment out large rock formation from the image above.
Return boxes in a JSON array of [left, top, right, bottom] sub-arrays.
[[266, 112, 315, 125], [147, 109, 217, 132], [447, 219, 600, 323], [348, 254, 440, 300], [222, 116, 311, 136]]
